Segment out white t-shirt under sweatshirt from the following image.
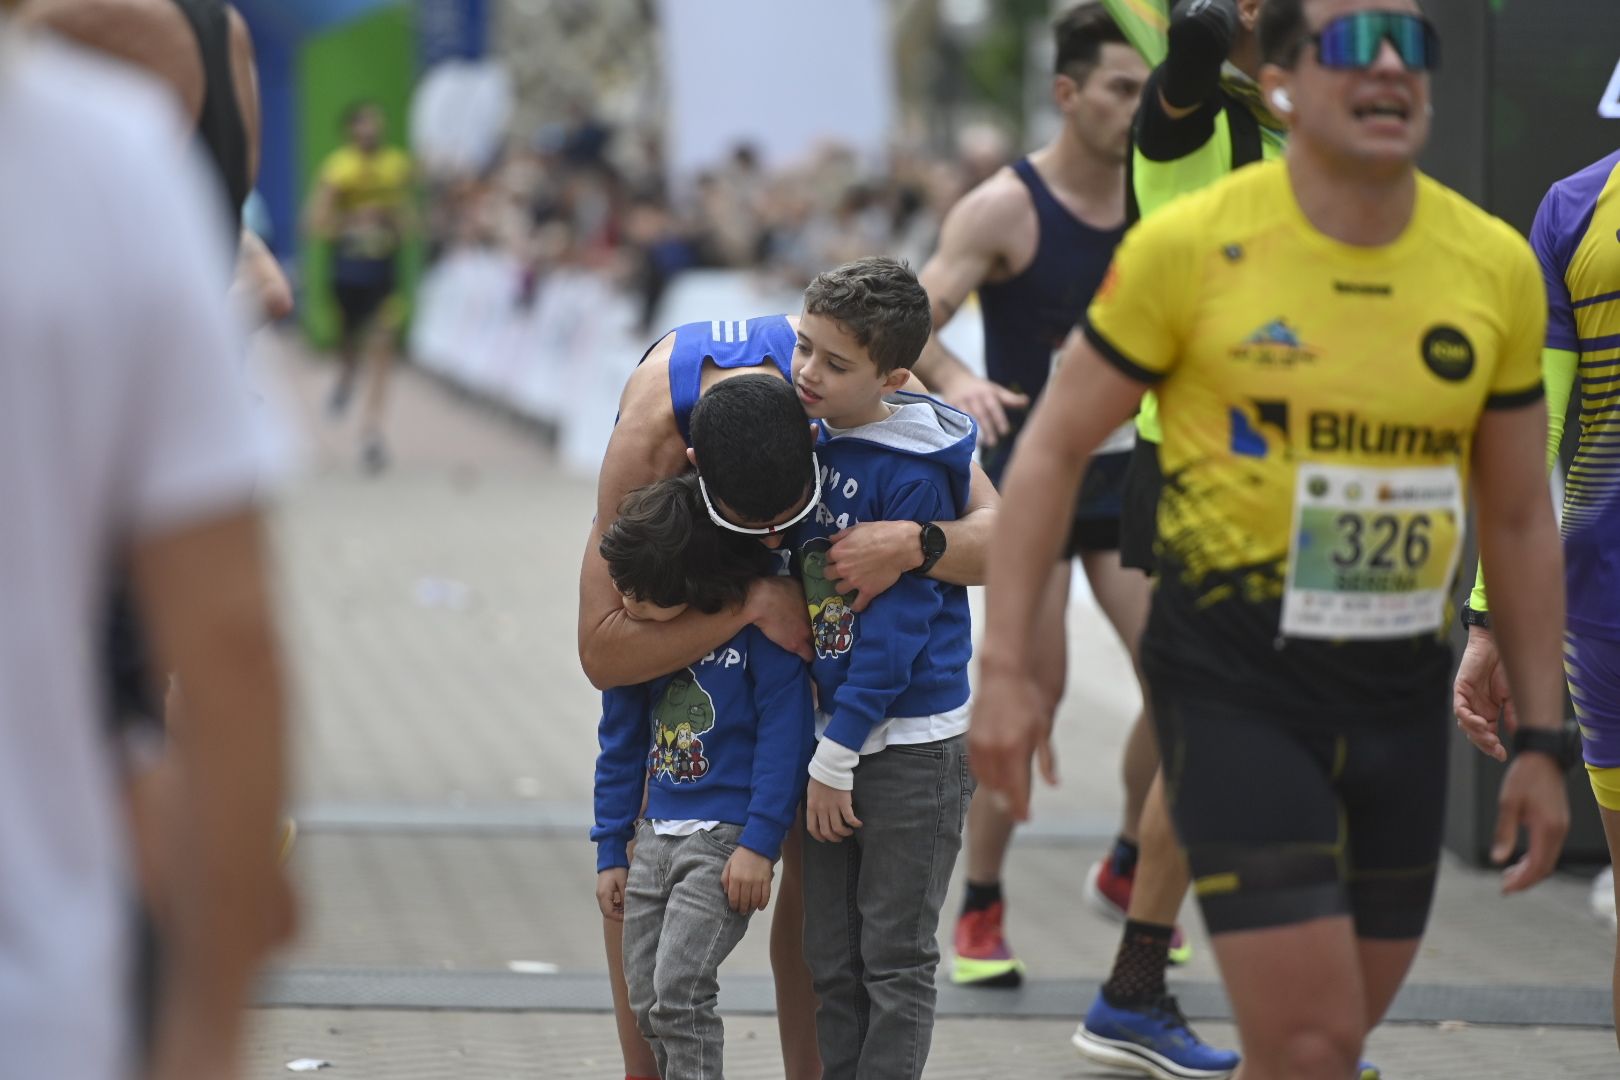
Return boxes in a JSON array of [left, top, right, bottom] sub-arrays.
[[809, 406, 971, 791]]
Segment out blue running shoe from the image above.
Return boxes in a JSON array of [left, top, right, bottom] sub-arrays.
[[1072, 991, 1240, 1080]]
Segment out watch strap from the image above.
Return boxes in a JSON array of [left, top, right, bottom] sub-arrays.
[[1512, 723, 1580, 771]]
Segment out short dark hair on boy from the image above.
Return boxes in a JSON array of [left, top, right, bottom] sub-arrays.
[[689, 374, 816, 524], [1258, 0, 1311, 67], [599, 473, 770, 614], [802, 257, 932, 376], [1053, 2, 1129, 83]]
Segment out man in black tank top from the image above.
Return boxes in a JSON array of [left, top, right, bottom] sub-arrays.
[[912, 0, 1185, 1012]]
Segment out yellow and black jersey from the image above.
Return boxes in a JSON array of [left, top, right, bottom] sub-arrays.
[[1129, 69, 1287, 444], [1086, 160, 1546, 709], [319, 145, 412, 260]]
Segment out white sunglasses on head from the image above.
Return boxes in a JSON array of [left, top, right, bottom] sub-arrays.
[[697, 452, 822, 535]]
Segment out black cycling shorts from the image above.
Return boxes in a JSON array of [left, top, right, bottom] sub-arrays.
[[1065, 449, 1131, 557], [1150, 679, 1447, 940], [332, 255, 398, 336], [1118, 436, 1161, 574]]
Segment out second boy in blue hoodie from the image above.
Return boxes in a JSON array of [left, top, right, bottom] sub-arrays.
[[788, 258, 977, 1080]]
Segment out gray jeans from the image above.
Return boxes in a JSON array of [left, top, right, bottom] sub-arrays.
[[802, 735, 974, 1080], [622, 821, 753, 1079]]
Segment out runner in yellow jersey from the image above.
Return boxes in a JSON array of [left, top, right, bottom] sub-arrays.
[[306, 101, 413, 472], [1078, 2, 1281, 1074], [972, 2, 1570, 1077]]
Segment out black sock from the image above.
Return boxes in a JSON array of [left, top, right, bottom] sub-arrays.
[[1101, 919, 1172, 1007], [962, 880, 1003, 914], [1110, 836, 1141, 877]]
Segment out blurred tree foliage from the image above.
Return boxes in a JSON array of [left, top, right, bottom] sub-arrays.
[[958, 0, 1051, 138]]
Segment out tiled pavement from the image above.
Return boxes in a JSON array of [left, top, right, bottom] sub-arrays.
[[246, 335, 1618, 1077]]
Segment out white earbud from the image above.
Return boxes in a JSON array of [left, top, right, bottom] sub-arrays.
[[1270, 87, 1293, 114]]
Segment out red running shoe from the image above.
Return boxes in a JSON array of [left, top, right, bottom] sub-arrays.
[[950, 901, 1026, 987], [1085, 858, 1193, 966]]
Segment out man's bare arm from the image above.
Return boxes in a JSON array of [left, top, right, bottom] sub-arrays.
[[578, 343, 810, 689], [226, 6, 261, 184], [231, 228, 293, 324], [970, 339, 1146, 819], [131, 507, 292, 1078], [912, 178, 1031, 445], [981, 341, 1144, 665], [1470, 401, 1570, 892]]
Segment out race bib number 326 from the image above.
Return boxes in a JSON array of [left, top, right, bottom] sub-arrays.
[[1280, 464, 1463, 641]]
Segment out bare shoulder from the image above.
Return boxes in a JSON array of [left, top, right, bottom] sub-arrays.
[[20, 0, 204, 121], [940, 167, 1035, 248], [615, 333, 683, 452], [596, 333, 688, 516]]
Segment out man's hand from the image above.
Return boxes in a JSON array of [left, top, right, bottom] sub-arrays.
[[747, 576, 812, 661], [827, 520, 918, 612], [720, 847, 775, 913], [968, 662, 1059, 822], [937, 371, 1028, 448], [596, 867, 628, 922], [1492, 751, 1571, 893], [806, 778, 862, 842], [1455, 626, 1515, 761]]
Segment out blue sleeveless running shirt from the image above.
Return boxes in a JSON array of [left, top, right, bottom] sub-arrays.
[[663, 315, 798, 441], [977, 159, 1124, 485]]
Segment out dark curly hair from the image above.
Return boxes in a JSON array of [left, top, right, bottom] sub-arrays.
[[802, 257, 932, 376], [599, 472, 772, 614]]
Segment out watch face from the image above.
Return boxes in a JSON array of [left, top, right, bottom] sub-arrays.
[[922, 524, 947, 557]]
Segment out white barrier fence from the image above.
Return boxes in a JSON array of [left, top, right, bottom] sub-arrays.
[[409, 255, 985, 475]]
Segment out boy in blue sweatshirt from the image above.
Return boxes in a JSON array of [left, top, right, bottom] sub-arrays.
[[788, 257, 978, 1079], [592, 472, 816, 1080]]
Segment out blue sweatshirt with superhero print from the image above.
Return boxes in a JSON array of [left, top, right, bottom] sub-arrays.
[[792, 393, 976, 755], [592, 626, 815, 871]]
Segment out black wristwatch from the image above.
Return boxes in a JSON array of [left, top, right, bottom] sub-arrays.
[[1460, 604, 1492, 631], [915, 522, 947, 576], [1512, 722, 1582, 772]]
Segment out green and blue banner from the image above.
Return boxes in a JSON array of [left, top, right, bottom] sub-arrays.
[[1103, 0, 1169, 66], [236, 0, 488, 342]]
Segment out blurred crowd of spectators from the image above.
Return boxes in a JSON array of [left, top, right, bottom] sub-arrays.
[[423, 108, 1016, 333]]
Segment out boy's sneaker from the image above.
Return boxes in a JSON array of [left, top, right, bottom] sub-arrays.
[[1072, 991, 1239, 1079], [1085, 859, 1193, 965], [950, 901, 1026, 987]]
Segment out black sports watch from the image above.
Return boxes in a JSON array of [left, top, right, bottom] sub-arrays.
[[1460, 604, 1492, 631], [915, 522, 947, 576], [1512, 722, 1582, 772]]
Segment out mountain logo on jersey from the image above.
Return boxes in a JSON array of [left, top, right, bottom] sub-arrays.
[[798, 537, 855, 660], [1420, 325, 1475, 382], [1230, 319, 1318, 367]]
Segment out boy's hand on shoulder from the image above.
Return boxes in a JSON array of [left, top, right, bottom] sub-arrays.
[[596, 867, 628, 922], [748, 577, 812, 661], [806, 778, 863, 843], [827, 521, 919, 611], [721, 847, 774, 913]]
